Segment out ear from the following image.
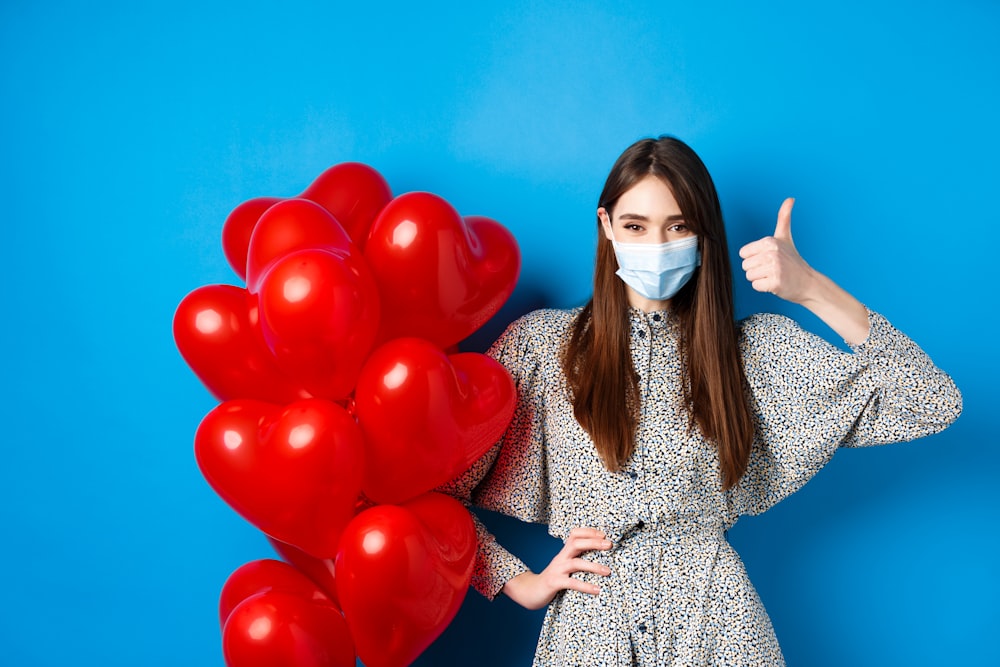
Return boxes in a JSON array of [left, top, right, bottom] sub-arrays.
[[598, 207, 614, 241]]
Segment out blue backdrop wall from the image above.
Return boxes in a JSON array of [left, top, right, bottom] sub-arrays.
[[2, 1, 996, 665]]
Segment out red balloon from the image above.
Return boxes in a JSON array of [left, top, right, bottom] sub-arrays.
[[223, 591, 355, 667], [172, 284, 312, 403], [256, 248, 380, 401], [219, 559, 337, 627], [245, 199, 356, 293], [335, 493, 475, 667], [221, 164, 392, 283], [354, 338, 516, 504], [222, 197, 283, 281], [364, 195, 521, 349], [268, 538, 341, 609], [300, 162, 393, 249], [195, 399, 365, 558]]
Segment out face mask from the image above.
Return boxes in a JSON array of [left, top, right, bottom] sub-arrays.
[[610, 236, 701, 301]]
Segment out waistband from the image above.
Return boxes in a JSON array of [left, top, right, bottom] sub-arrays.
[[617, 517, 727, 546]]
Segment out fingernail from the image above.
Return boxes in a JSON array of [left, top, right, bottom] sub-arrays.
[[602, 540, 612, 548]]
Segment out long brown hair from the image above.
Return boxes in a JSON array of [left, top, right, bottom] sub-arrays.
[[562, 136, 754, 490]]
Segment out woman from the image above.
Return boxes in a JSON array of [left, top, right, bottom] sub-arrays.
[[442, 136, 961, 666]]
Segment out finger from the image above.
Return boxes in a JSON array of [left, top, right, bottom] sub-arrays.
[[743, 262, 781, 282], [567, 558, 612, 577], [562, 536, 613, 557], [741, 253, 767, 273], [566, 527, 606, 540], [738, 236, 778, 260], [560, 577, 602, 596], [738, 240, 757, 259], [774, 197, 795, 241]]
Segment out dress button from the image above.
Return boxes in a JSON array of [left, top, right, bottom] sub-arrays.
[[636, 520, 645, 529], [637, 329, 646, 338], [627, 470, 638, 480], [652, 313, 661, 322], [638, 623, 648, 633]]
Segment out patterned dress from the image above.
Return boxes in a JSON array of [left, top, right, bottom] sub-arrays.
[[442, 306, 962, 666]]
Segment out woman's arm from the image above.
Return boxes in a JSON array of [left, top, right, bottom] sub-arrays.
[[739, 198, 870, 346], [440, 311, 613, 606]]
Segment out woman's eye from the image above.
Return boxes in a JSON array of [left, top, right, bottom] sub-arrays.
[[625, 224, 643, 231]]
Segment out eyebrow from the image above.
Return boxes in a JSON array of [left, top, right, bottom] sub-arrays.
[[617, 213, 686, 221]]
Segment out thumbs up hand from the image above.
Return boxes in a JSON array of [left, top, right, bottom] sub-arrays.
[[738, 198, 817, 305]]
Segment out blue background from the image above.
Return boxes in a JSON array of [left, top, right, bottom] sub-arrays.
[[2, 1, 996, 665]]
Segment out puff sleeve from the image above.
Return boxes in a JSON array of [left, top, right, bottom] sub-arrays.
[[730, 309, 962, 516], [438, 311, 554, 599]]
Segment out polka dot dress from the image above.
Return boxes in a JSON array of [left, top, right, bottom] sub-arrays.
[[441, 306, 961, 666]]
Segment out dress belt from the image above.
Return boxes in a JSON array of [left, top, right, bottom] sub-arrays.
[[618, 516, 727, 546]]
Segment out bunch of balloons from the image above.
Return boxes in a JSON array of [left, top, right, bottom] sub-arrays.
[[172, 163, 521, 667]]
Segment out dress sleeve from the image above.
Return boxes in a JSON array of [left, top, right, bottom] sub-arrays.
[[437, 313, 553, 599], [730, 309, 962, 516], [436, 447, 532, 600]]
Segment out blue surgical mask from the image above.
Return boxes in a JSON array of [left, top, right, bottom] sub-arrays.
[[610, 236, 701, 301]]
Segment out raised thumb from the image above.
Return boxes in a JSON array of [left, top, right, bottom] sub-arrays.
[[774, 197, 795, 240]]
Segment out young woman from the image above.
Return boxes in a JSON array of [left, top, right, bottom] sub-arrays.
[[442, 136, 962, 666]]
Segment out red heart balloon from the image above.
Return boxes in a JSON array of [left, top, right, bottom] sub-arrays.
[[224, 590, 355, 667], [219, 558, 339, 627], [222, 164, 392, 282], [335, 492, 475, 667], [354, 338, 516, 504], [222, 197, 283, 282], [245, 198, 357, 294], [363, 194, 520, 349], [256, 248, 380, 401], [268, 537, 341, 609], [299, 162, 393, 249], [195, 399, 364, 558], [221, 560, 354, 666], [172, 284, 312, 403]]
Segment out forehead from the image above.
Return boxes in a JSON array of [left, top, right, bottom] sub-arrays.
[[614, 175, 681, 217]]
